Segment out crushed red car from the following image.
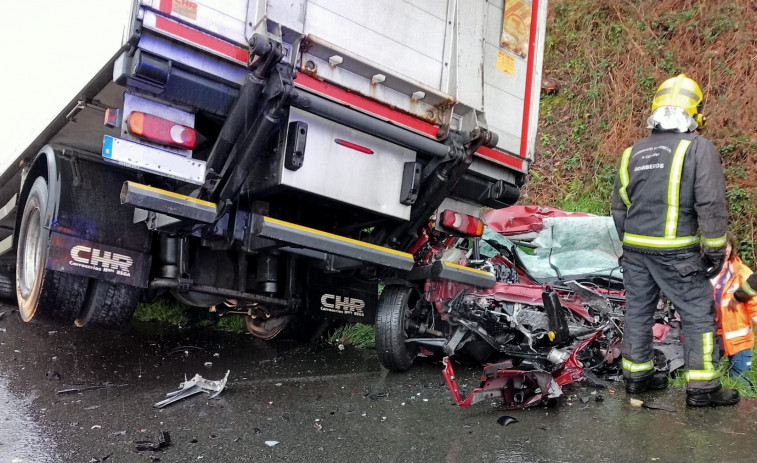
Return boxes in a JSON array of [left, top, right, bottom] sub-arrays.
[[375, 206, 683, 409]]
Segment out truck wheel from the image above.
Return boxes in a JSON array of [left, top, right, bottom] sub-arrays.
[[75, 280, 142, 329], [245, 314, 292, 340], [16, 177, 89, 323], [0, 273, 13, 300], [376, 285, 421, 372]]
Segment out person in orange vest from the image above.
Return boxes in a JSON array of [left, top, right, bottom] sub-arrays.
[[711, 233, 757, 384]]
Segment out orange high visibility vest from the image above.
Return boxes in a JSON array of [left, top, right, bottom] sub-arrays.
[[712, 257, 757, 356]]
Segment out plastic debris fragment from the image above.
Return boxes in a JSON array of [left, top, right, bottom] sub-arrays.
[[154, 371, 230, 408]]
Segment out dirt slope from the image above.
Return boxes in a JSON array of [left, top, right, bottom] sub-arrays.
[[526, 0, 756, 264]]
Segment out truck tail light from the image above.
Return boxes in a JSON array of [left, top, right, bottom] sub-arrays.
[[127, 111, 197, 149], [440, 210, 484, 237]]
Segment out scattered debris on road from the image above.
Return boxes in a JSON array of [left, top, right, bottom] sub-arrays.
[[630, 398, 675, 412], [154, 370, 230, 408], [497, 416, 518, 426], [55, 383, 127, 395], [265, 440, 280, 447], [135, 431, 172, 452]]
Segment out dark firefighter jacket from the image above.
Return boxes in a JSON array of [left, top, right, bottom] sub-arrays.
[[611, 131, 727, 254], [734, 271, 757, 302]]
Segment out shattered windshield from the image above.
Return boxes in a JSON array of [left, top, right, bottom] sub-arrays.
[[481, 216, 624, 281]]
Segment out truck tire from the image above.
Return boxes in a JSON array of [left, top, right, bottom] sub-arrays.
[[375, 285, 421, 372], [75, 280, 142, 329], [0, 273, 13, 300], [245, 314, 292, 340], [16, 177, 89, 323]]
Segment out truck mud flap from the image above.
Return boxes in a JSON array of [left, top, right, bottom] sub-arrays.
[[46, 232, 150, 288], [249, 216, 415, 271], [407, 261, 496, 289], [306, 271, 378, 324]]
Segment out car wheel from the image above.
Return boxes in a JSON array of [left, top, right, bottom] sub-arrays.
[[375, 285, 421, 372], [16, 177, 89, 324]]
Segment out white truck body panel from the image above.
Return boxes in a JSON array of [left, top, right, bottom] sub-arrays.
[[1, 0, 546, 189], [0, 0, 132, 180]]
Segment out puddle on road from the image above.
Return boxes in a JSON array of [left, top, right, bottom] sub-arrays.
[[0, 375, 55, 463]]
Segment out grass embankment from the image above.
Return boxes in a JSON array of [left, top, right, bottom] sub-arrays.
[[133, 298, 246, 332], [133, 297, 376, 347], [670, 344, 757, 398], [529, 0, 756, 266], [535, 0, 757, 398]]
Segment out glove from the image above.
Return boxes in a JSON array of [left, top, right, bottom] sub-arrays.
[[702, 248, 725, 279], [727, 296, 740, 312]]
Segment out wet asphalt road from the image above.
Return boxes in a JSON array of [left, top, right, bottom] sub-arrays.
[[1, 300, 757, 463]]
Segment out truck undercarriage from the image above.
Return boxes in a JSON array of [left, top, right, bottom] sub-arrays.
[[0, 0, 548, 371]]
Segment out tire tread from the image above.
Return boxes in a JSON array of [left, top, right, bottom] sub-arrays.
[[375, 285, 417, 372], [76, 280, 141, 329]]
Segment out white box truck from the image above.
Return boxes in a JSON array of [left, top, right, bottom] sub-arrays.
[[0, 0, 547, 369]]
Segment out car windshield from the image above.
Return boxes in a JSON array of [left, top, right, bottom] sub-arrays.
[[481, 216, 623, 282]]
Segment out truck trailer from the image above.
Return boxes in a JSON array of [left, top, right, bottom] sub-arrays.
[[0, 0, 547, 370]]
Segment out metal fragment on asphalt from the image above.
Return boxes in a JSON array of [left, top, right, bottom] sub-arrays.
[[154, 370, 230, 408], [497, 415, 518, 426], [265, 440, 280, 447], [641, 401, 676, 412], [135, 431, 172, 451]]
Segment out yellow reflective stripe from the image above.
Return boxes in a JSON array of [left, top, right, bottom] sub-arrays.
[[743, 280, 757, 297], [686, 370, 720, 381], [263, 217, 413, 259], [702, 235, 727, 248], [702, 332, 715, 372], [622, 233, 699, 248], [622, 358, 654, 373], [684, 333, 719, 382], [618, 147, 633, 208], [724, 326, 751, 340], [665, 140, 690, 238], [126, 181, 217, 208]]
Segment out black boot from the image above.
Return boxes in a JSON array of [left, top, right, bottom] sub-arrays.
[[686, 386, 740, 407], [625, 371, 669, 394]]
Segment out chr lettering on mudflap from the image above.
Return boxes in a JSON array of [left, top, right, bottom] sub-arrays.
[[320, 294, 366, 317], [69, 245, 133, 277]]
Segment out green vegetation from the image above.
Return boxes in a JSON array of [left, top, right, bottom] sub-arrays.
[[134, 297, 247, 333], [327, 323, 376, 349], [134, 297, 190, 326], [670, 343, 757, 398], [529, 0, 756, 266], [217, 314, 247, 332]]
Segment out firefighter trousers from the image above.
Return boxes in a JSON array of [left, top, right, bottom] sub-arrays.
[[621, 250, 721, 392]]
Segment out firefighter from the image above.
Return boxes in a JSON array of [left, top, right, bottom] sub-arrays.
[[611, 74, 739, 406], [711, 233, 757, 385]]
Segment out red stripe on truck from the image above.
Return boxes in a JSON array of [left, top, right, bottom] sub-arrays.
[[153, 15, 247, 63], [519, 0, 539, 159], [294, 73, 439, 138], [159, 0, 172, 14], [475, 146, 524, 170]]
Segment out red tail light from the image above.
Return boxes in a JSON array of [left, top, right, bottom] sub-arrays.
[[440, 210, 484, 237], [127, 111, 197, 149]]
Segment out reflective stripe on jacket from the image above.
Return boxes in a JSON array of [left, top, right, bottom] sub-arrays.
[[734, 271, 757, 302], [713, 257, 757, 357], [611, 131, 727, 254]]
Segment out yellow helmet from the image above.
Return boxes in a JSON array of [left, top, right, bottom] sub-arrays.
[[651, 74, 706, 127]]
